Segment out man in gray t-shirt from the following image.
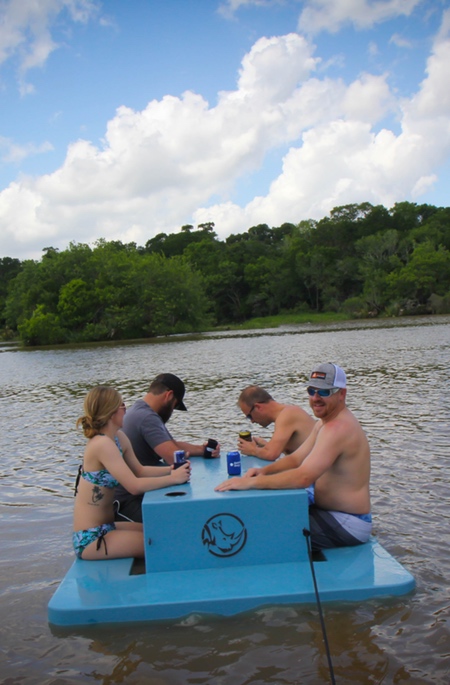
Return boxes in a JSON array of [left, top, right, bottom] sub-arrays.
[[121, 399, 174, 467], [114, 373, 220, 522]]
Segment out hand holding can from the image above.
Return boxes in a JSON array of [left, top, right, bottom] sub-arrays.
[[173, 450, 187, 469], [203, 438, 218, 458]]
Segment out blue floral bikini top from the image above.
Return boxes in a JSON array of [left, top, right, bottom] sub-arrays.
[[74, 435, 123, 495]]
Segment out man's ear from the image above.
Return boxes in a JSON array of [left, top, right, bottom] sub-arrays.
[[164, 389, 174, 403]]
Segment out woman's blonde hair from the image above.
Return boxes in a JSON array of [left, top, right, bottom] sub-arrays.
[[76, 385, 122, 438]]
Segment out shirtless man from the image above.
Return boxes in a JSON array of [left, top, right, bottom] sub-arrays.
[[237, 386, 315, 461], [217, 364, 372, 551]]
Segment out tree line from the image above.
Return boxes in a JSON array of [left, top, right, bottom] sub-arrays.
[[1, 201, 449, 346]]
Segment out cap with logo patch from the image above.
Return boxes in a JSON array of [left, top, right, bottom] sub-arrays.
[[308, 363, 346, 390]]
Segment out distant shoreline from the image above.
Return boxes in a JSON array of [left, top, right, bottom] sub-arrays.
[[3, 311, 449, 351]]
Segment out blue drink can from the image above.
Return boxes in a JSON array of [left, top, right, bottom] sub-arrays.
[[227, 450, 241, 476], [173, 450, 186, 469]]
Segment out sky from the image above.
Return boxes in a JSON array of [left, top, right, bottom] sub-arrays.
[[0, 0, 449, 260]]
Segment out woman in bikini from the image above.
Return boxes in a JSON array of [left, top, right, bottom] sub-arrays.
[[73, 385, 190, 560]]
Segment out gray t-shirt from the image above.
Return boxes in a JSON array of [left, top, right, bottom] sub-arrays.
[[115, 399, 173, 500]]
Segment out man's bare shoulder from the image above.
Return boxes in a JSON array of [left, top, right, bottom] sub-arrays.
[[319, 407, 365, 443], [334, 406, 361, 427], [278, 403, 312, 420]]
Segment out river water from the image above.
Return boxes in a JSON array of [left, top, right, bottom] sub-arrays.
[[0, 315, 449, 684]]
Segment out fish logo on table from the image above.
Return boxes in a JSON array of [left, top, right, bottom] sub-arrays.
[[202, 513, 247, 557]]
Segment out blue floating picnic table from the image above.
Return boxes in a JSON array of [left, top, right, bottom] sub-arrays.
[[48, 455, 415, 626]]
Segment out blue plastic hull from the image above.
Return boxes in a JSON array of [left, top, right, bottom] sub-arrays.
[[49, 457, 415, 626]]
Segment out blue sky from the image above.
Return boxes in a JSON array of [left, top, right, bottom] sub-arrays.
[[0, 0, 449, 259]]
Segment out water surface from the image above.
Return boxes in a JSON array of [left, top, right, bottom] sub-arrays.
[[1, 315, 449, 684]]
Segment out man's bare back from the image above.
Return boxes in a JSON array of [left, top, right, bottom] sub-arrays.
[[279, 405, 316, 454], [237, 386, 315, 461]]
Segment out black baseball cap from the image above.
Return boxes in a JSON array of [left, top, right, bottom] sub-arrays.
[[155, 373, 187, 411]]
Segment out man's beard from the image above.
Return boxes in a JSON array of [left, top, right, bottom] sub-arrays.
[[159, 400, 175, 423]]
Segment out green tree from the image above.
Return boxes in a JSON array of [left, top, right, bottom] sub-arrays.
[[132, 254, 211, 336], [4, 260, 41, 329], [18, 304, 67, 346], [355, 230, 401, 313], [387, 241, 450, 306], [144, 224, 218, 258], [244, 255, 292, 316], [3, 200, 448, 342], [57, 278, 96, 329], [0, 256, 22, 329]]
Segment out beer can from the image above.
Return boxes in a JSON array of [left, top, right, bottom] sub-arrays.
[[203, 438, 218, 458], [173, 450, 186, 469], [227, 450, 241, 476], [239, 430, 252, 442]]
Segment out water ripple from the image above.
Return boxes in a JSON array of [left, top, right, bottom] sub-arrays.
[[0, 317, 449, 683]]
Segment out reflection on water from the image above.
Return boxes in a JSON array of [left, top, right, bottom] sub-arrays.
[[0, 315, 449, 684]]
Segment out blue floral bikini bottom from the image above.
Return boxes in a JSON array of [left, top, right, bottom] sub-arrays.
[[72, 523, 116, 558]]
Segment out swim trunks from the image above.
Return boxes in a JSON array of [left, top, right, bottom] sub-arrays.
[[72, 523, 116, 558], [306, 485, 315, 505], [308, 505, 372, 551]]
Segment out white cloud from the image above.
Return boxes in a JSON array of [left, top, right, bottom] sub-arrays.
[[0, 136, 53, 163], [0, 32, 326, 255], [231, 121, 429, 225], [218, 0, 280, 20], [218, 0, 422, 29], [237, 33, 319, 100], [389, 32, 413, 49], [405, 8, 450, 118], [342, 72, 394, 122], [1, 11, 450, 259], [0, 0, 100, 91], [298, 0, 421, 34], [203, 8, 450, 233]]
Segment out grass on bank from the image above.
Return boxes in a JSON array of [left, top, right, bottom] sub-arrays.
[[213, 311, 350, 331]]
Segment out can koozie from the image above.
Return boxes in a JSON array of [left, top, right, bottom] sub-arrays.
[[227, 451, 241, 476]]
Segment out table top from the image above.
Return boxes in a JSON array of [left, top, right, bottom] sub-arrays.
[[142, 453, 308, 505]]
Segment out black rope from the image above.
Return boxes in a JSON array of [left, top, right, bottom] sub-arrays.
[[303, 528, 336, 685]]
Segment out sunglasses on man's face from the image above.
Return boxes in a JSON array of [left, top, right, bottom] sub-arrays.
[[246, 405, 256, 420], [306, 386, 340, 398]]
